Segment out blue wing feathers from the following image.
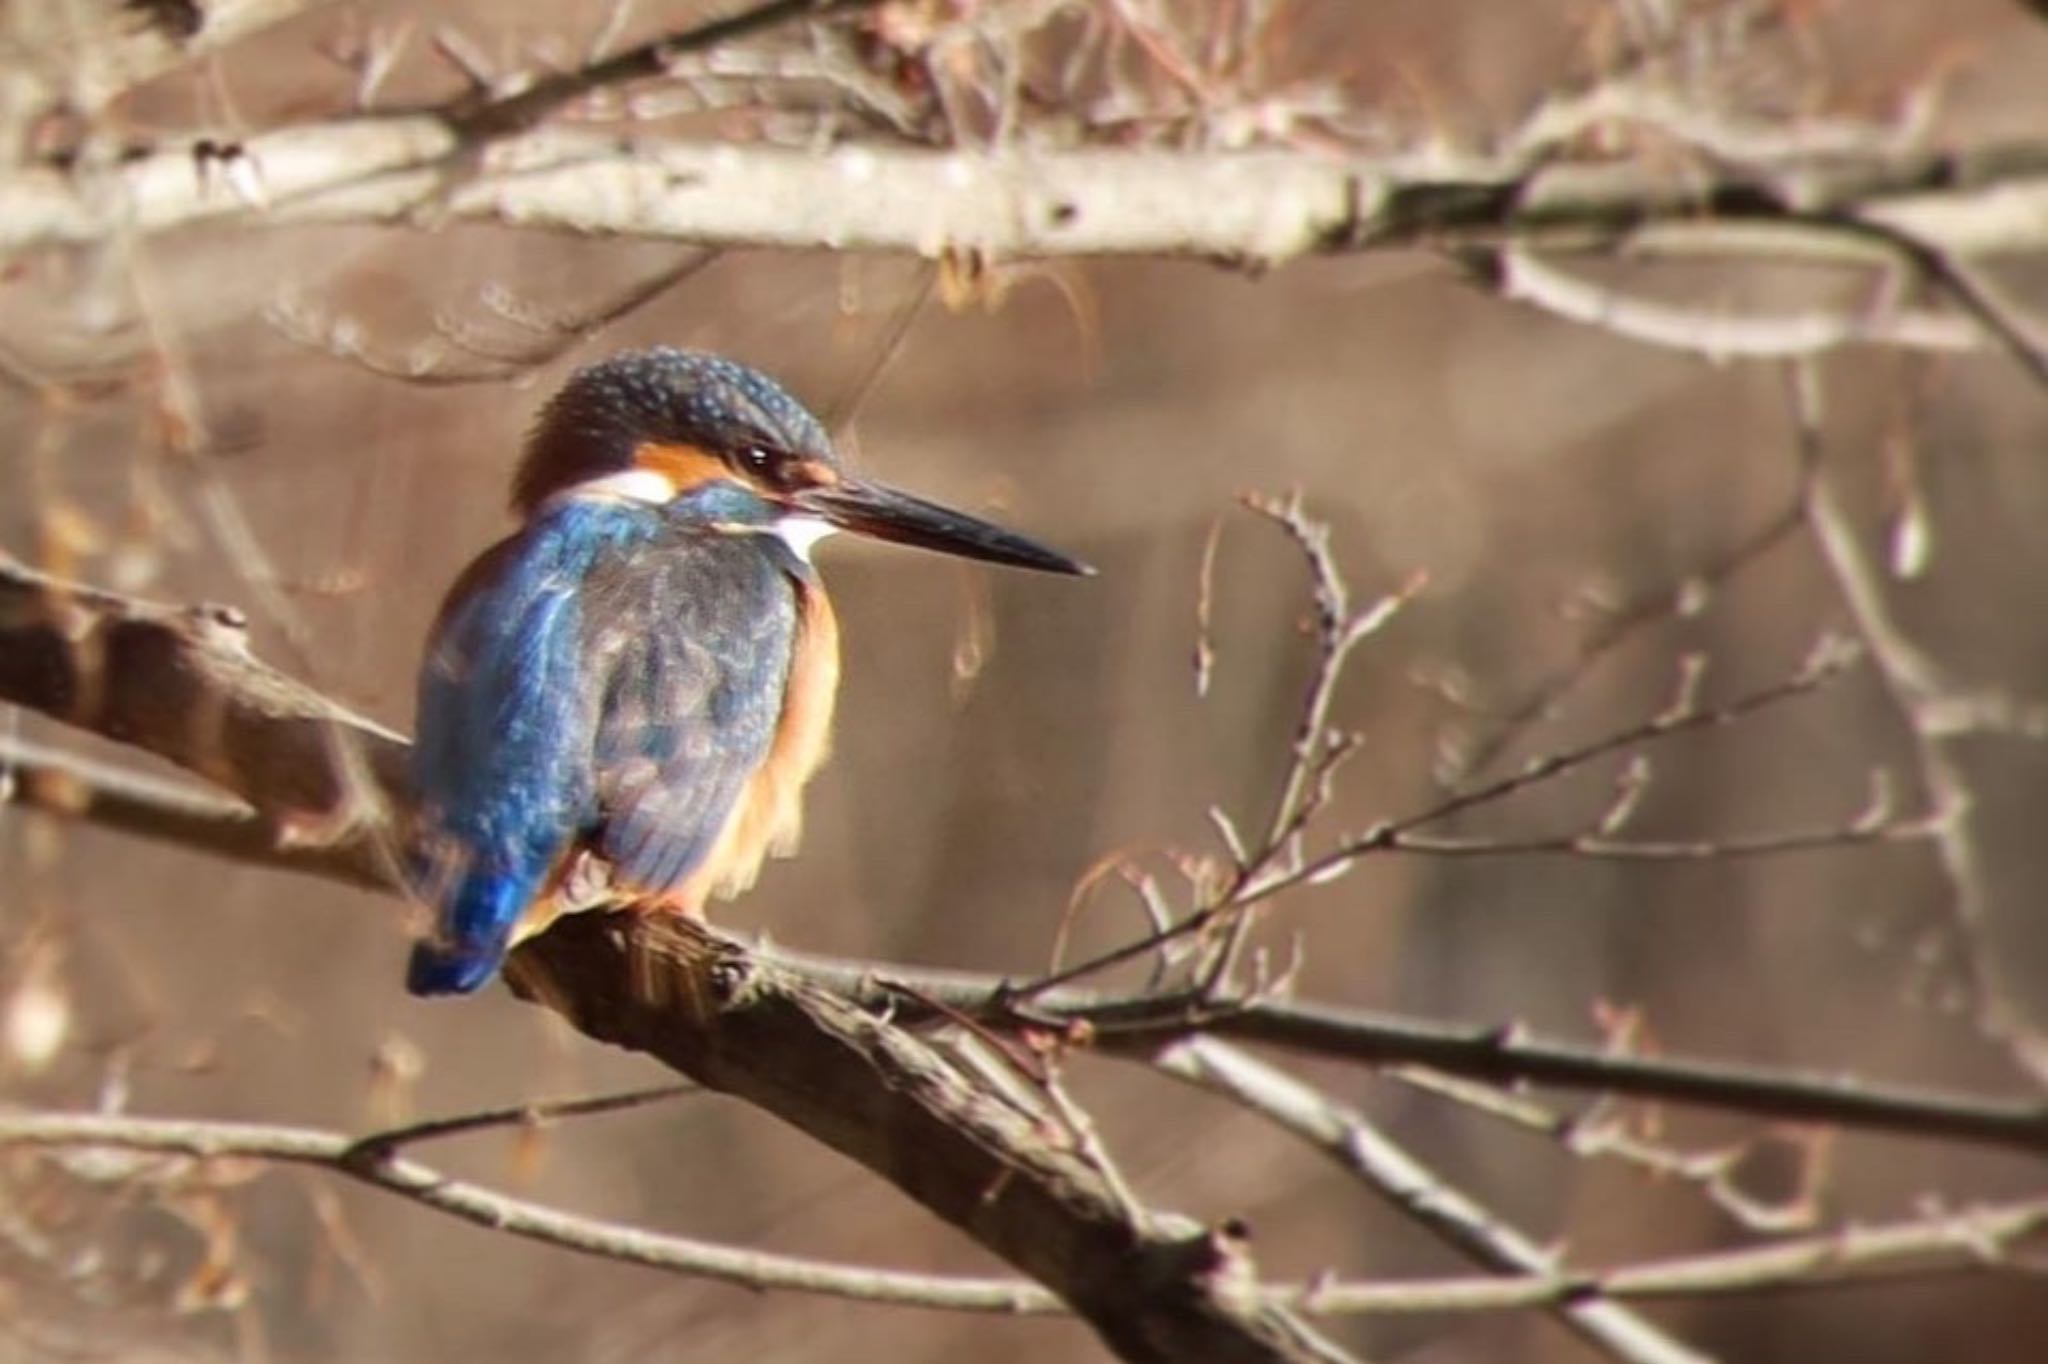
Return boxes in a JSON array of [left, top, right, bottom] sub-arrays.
[[591, 543, 795, 894], [406, 872, 527, 994], [406, 500, 797, 995]]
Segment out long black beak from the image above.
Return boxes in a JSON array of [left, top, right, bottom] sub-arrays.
[[795, 478, 1093, 575]]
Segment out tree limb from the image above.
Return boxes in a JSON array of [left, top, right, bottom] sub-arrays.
[[7, 555, 2048, 1161], [512, 915, 1358, 1363], [0, 1108, 1064, 1315], [11, 121, 2048, 272], [0, 554, 1351, 1362], [1155, 1037, 1711, 1364]]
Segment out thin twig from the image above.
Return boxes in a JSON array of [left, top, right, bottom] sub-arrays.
[[1783, 360, 2048, 1078], [441, 0, 884, 138], [0, 1110, 1060, 1314], [1017, 637, 1859, 997], [341, 1083, 698, 1164], [1282, 1194, 2048, 1313], [1451, 493, 1806, 781], [1157, 1037, 1715, 1364], [1391, 1068, 1828, 1234], [1199, 494, 1421, 993], [0, 734, 391, 891]]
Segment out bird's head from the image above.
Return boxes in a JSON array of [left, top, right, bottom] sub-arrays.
[[515, 347, 1089, 575]]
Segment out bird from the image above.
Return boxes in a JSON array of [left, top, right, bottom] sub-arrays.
[[403, 347, 1089, 995]]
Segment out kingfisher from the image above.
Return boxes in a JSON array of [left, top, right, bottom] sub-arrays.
[[404, 347, 1088, 995]]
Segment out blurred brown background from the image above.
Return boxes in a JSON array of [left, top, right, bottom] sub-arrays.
[[7, 2, 2048, 1360]]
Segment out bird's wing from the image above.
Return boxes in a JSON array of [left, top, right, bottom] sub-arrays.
[[411, 528, 609, 878], [586, 534, 798, 897], [406, 519, 630, 993]]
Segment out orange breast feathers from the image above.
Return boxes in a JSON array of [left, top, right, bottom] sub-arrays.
[[675, 575, 841, 909]]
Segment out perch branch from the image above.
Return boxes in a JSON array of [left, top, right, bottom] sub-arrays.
[[10, 561, 2048, 1241], [0, 552, 1347, 1363], [509, 914, 1358, 1363]]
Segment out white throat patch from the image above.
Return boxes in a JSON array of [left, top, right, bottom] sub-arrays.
[[550, 469, 675, 507], [543, 475, 836, 563], [773, 516, 837, 563]]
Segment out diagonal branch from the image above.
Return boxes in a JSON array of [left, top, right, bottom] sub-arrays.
[[15, 555, 2048, 1354], [7, 552, 2048, 1155], [513, 915, 1357, 1362], [1155, 1037, 1711, 1364], [0, 551, 407, 822], [0, 555, 1350, 1362]]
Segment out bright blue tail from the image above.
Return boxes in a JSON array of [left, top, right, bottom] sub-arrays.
[[406, 872, 529, 996]]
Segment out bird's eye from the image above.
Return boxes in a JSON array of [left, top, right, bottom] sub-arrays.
[[740, 447, 775, 475]]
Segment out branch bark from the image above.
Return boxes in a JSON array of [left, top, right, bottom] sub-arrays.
[[0, 552, 404, 877], [8, 554, 2048, 1160], [11, 121, 2048, 269], [513, 915, 1356, 1362], [0, 552, 1354, 1361]]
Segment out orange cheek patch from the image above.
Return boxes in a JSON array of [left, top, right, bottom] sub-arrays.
[[634, 442, 729, 494]]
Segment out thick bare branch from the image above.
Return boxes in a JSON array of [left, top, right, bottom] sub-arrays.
[[8, 738, 2045, 1160], [10, 122, 2048, 275], [12, 560, 2048, 1294], [511, 914, 1357, 1363], [0, 555, 1348, 1363], [0, 553, 405, 814], [6, 556, 2046, 1157]]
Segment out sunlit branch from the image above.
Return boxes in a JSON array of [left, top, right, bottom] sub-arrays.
[[1389, 1069, 1828, 1234], [1157, 1037, 1711, 1364], [0, 1109, 1063, 1315], [7, 124, 2048, 308], [10, 557, 2048, 1178], [1281, 1193, 2048, 1314]]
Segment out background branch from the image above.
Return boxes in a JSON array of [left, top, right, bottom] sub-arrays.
[[0, 1109, 1065, 1315], [9, 126, 2048, 280]]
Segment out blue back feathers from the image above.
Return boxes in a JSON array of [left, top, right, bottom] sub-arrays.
[[406, 494, 800, 994]]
